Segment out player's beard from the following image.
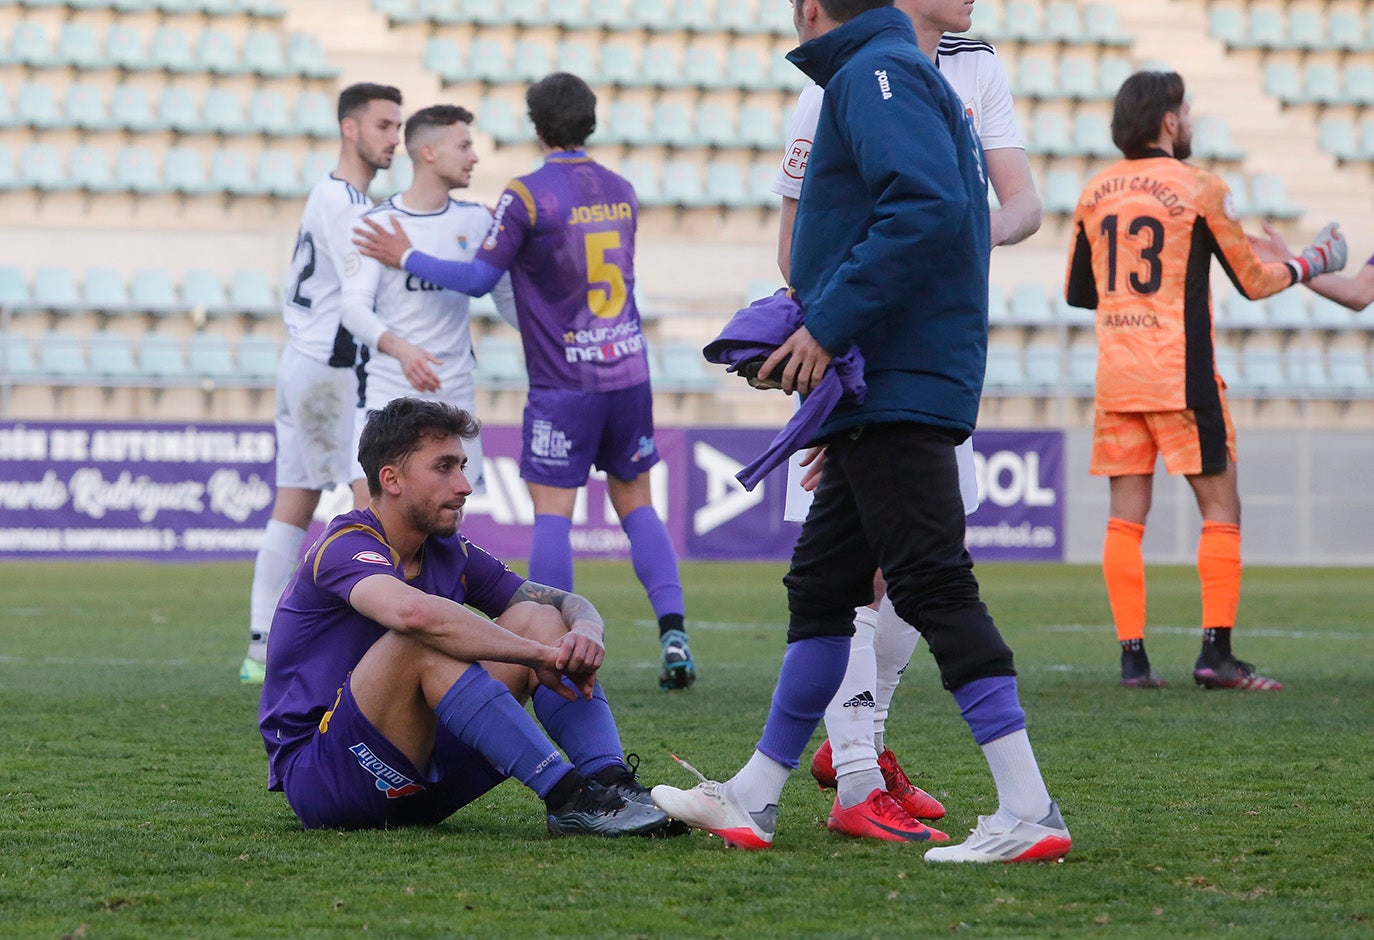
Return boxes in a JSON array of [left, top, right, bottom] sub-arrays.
[[1174, 133, 1192, 162], [408, 498, 462, 538]]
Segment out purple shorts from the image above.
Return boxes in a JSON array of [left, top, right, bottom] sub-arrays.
[[280, 679, 507, 830], [521, 383, 659, 487]]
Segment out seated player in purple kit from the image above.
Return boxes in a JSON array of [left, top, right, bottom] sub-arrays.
[[258, 397, 677, 836], [353, 73, 695, 692]]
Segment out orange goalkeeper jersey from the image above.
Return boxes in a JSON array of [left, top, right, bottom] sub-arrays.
[[1064, 152, 1297, 412]]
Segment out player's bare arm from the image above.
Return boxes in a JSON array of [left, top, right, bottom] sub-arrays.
[[347, 572, 575, 698], [354, 215, 413, 269], [985, 148, 1042, 247], [508, 581, 606, 696], [1252, 221, 1374, 311], [778, 196, 799, 283]]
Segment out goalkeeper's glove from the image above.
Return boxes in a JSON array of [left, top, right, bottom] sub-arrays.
[[1287, 222, 1347, 282]]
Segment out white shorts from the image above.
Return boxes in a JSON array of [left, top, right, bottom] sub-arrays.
[[274, 344, 360, 491], [351, 357, 487, 494], [783, 436, 980, 522]]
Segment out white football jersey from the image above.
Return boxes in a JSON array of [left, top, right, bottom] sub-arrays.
[[339, 193, 515, 389], [282, 175, 374, 366], [771, 37, 1023, 200]]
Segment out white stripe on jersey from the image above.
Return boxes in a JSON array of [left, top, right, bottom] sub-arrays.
[[340, 194, 512, 391], [282, 175, 373, 366], [771, 37, 1024, 200]]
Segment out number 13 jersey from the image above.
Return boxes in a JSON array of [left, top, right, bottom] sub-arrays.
[[1064, 152, 1295, 412], [476, 151, 649, 393]]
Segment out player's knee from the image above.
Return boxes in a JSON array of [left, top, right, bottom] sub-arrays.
[[496, 601, 565, 645], [786, 588, 864, 642]]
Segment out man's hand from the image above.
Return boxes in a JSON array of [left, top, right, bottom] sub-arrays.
[[1248, 221, 1292, 263], [354, 216, 413, 269], [554, 625, 605, 700], [1291, 222, 1348, 281], [531, 646, 581, 702], [377, 333, 442, 392], [756, 324, 833, 395], [798, 445, 826, 492]]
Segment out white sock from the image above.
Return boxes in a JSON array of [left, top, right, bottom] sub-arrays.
[[248, 519, 308, 662], [823, 606, 883, 807], [725, 749, 791, 817], [873, 593, 921, 753], [981, 729, 1053, 823]]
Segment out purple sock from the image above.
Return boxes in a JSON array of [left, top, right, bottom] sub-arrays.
[[621, 505, 684, 619], [529, 514, 574, 591], [756, 635, 851, 769], [435, 665, 573, 799], [532, 682, 623, 778], [952, 675, 1027, 746]]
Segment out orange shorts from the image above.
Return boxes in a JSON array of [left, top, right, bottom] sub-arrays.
[[1090, 401, 1235, 477]]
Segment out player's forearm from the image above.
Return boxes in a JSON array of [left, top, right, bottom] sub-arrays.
[[777, 197, 798, 283], [990, 189, 1042, 247], [339, 292, 388, 350], [509, 581, 605, 642], [1307, 269, 1374, 311], [401, 251, 504, 297], [396, 592, 549, 669]]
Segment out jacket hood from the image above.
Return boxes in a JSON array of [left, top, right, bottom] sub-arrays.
[[786, 6, 917, 87]]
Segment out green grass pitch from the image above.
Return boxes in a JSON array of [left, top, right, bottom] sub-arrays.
[[1, 560, 1371, 938]]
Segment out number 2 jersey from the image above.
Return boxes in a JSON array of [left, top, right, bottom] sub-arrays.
[[1065, 152, 1297, 412], [476, 151, 649, 393], [282, 174, 374, 367]]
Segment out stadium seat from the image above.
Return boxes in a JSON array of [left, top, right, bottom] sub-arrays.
[[1319, 116, 1360, 162], [230, 270, 278, 317], [1301, 64, 1342, 106], [677, 0, 714, 32], [83, 269, 131, 314], [1246, 6, 1289, 50], [1341, 64, 1374, 108], [20, 143, 66, 191], [0, 88, 13, 130], [725, 48, 771, 93], [236, 334, 280, 383], [1266, 291, 1308, 329], [1082, 3, 1131, 46], [474, 337, 525, 387], [1058, 55, 1100, 101], [1097, 55, 1132, 98], [1192, 116, 1245, 161], [374, 0, 418, 21], [58, 22, 108, 70], [1262, 62, 1302, 104], [198, 29, 245, 76], [696, 103, 740, 149], [1309, 294, 1354, 330], [652, 341, 716, 391], [737, 103, 781, 150], [69, 146, 117, 193], [618, 160, 662, 206], [703, 161, 749, 207], [131, 269, 181, 315], [598, 42, 639, 87], [188, 332, 237, 380], [604, 100, 652, 147], [1056, 294, 1095, 328], [556, 40, 598, 84], [629, 0, 673, 30], [1286, 7, 1328, 51], [501, 0, 543, 26], [1071, 113, 1115, 158], [414, 0, 460, 24], [0, 144, 14, 192], [1288, 346, 1330, 392], [149, 27, 198, 73], [682, 41, 728, 91], [1014, 56, 1058, 100], [1241, 347, 1287, 392], [87, 332, 140, 380], [1327, 349, 1372, 394], [248, 89, 293, 136], [0, 267, 29, 310], [287, 34, 337, 77], [202, 87, 249, 136], [181, 269, 229, 317], [300, 150, 334, 184], [1042, 2, 1082, 43], [138, 336, 189, 380], [11, 22, 59, 69], [641, 42, 683, 88], [547, 0, 595, 30], [1359, 118, 1374, 161], [1, 332, 39, 380], [425, 38, 466, 85], [158, 87, 207, 134], [1221, 173, 1253, 217], [1009, 284, 1053, 325], [17, 82, 64, 131], [211, 149, 261, 196], [1001, 0, 1046, 42], [115, 146, 164, 195], [479, 97, 533, 144], [111, 86, 158, 133], [1221, 291, 1268, 328], [256, 150, 302, 197], [749, 159, 783, 205], [1029, 112, 1074, 157], [65, 84, 112, 132], [767, 53, 808, 92], [652, 101, 696, 148], [1327, 9, 1367, 53], [1022, 341, 1062, 389], [458, 0, 511, 26], [105, 26, 148, 71], [1251, 174, 1301, 219], [33, 267, 82, 312], [38, 331, 90, 378], [585, 0, 626, 28], [717, 0, 756, 33], [1064, 343, 1097, 394], [242, 32, 289, 78], [983, 343, 1025, 391], [510, 39, 553, 84], [661, 160, 706, 207], [467, 39, 510, 84]]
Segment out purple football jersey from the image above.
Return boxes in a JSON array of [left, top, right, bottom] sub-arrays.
[[478, 151, 649, 392], [258, 507, 525, 790]]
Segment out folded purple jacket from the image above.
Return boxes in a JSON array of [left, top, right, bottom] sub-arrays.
[[701, 289, 867, 490]]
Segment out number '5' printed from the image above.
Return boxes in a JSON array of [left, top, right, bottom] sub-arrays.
[[584, 231, 627, 319]]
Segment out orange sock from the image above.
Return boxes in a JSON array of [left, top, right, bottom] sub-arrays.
[[1198, 522, 1242, 630], [1103, 518, 1146, 642]]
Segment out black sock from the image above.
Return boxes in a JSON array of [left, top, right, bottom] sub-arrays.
[[658, 614, 685, 637], [589, 762, 631, 786], [1120, 638, 1150, 674], [1201, 627, 1233, 663], [543, 769, 586, 812]]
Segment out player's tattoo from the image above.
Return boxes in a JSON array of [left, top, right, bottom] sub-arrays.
[[510, 581, 605, 633]]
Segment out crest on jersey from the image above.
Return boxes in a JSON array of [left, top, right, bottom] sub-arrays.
[[353, 550, 392, 566], [783, 138, 812, 181], [1222, 192, 1239, 221], [457, 235, 468, 250], [344, 252, 362, 277]]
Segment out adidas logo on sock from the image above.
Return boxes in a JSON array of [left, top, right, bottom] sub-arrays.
[[842, 691, 876, 708]]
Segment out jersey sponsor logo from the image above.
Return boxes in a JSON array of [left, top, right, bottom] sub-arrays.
[[349, 742, 425, 798], [568, 202, 633, 225], [783, 138, 811, 180], [564, 331, 645, 364], [629, 435, 656, 463], [1101, 313, 1161, 328], [352, 550, 392, 566], [403, 274, 445, 293], [874, 69, 893, 100], [483, 192, 514, 250]]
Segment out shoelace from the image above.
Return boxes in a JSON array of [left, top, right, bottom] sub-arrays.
[[671, 754, 728, 799]]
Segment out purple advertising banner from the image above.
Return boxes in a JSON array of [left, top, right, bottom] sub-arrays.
[[0, 420, 275, 560], [0, 421, 1061, 562]]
